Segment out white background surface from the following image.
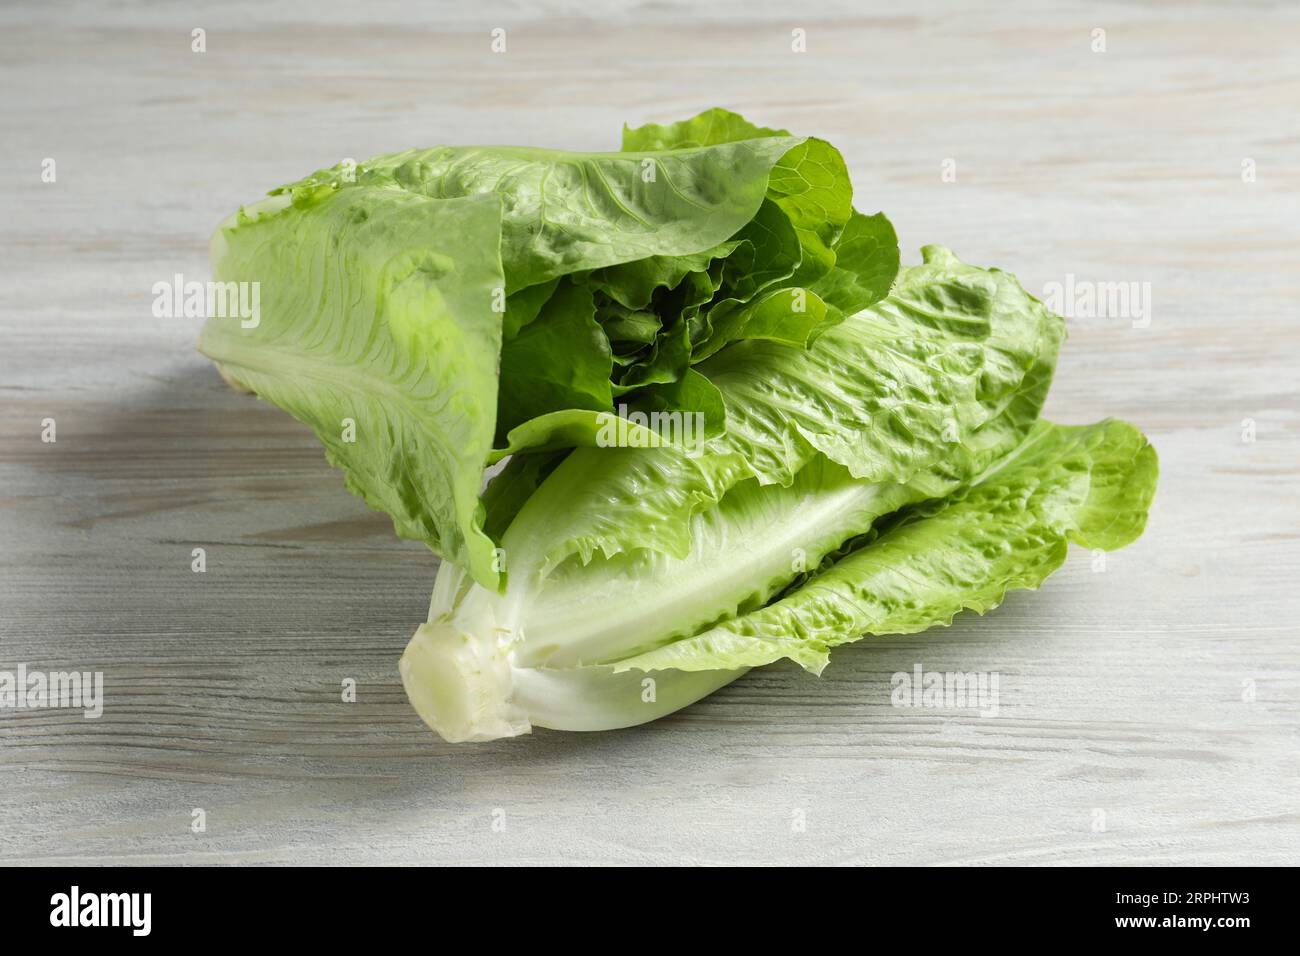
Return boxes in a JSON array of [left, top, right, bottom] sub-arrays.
[[1, 0, 1297, 864]]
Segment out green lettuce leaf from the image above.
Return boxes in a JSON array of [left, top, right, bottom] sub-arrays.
[[611, 419, 1159, 674], [500, 247, 1063, 586], [198, 188, 509, 588], [203, 111, 896, 590], [624, 107, 852, 285], [809, 210, 902, 325], [620, 107, 790, 150], [472, 248, 1066, 690], [496, 281, 612, 437], [402, 417, 1157, 741], [275, 136, 799, 293], [625, 109, 900, 360]]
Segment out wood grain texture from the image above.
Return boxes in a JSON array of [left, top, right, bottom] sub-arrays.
[[1, 0, 1298, 865]]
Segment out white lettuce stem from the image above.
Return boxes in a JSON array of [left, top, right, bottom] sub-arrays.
[[400, 582, 744, 741]]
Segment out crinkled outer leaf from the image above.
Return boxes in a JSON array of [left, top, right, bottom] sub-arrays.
[[505, 457, 920, 669], [204, 121, 821, 592], [698, 245, 1064, 490], [198, 188, 507, 588], [501, 441, 748, 579], [502, 247, 1063, 582], [209, 113, 897, 535], [274, 137, 801, 293], [611, 419, 1158, 674]]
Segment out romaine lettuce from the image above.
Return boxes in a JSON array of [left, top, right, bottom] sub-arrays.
[[198, 109, 1157, 743]]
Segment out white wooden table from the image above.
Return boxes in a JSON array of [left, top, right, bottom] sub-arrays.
[[2, 0, 1297, 865]]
